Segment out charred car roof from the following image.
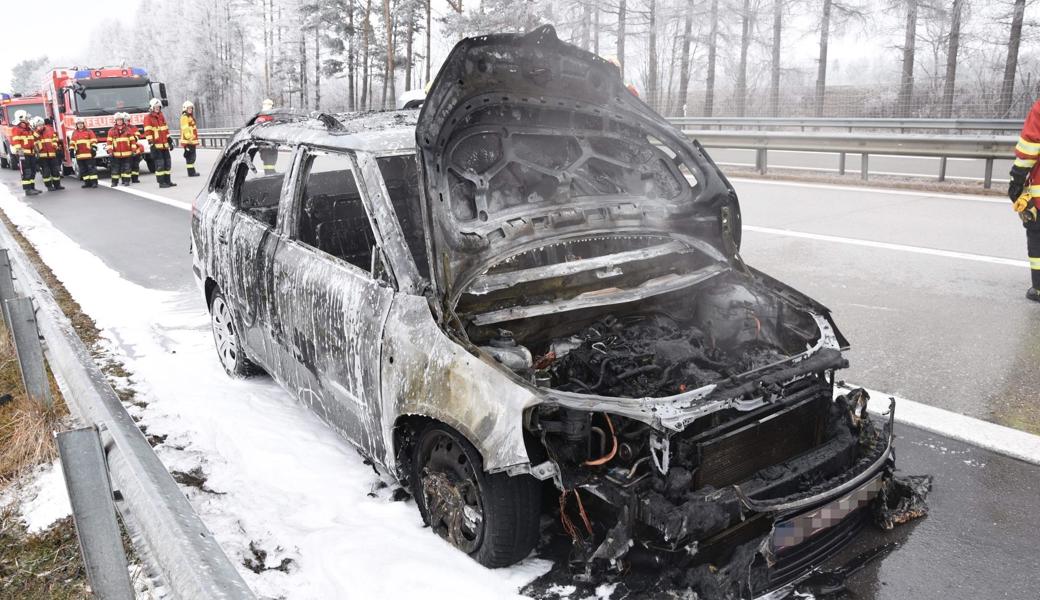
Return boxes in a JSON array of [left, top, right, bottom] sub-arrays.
[[232, 109, 420, 154]]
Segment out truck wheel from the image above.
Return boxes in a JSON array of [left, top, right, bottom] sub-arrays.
[[411, 423, 540, 568], [208, 289, 262, 377]]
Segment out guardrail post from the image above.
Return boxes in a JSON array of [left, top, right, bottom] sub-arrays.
[[6, 296, 52, 408], [755, 148, 768, 174], [861, 153, 870, 181], [938, 157, 948, 182], [838, 152, 847, 176], [57, 426, 135, 600], [984, 158, 994, 189], [0, 249, 16, 329]]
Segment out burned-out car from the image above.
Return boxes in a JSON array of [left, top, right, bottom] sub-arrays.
[[191, 26, 902, 597]]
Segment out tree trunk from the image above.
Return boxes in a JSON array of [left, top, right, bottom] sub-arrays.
[[425, 0, 432, 84], [769, 0, 782, 117], [736, 0, 751, 117], [998, 0, 1025, 117], [705, 0, 719, 116], [580, 2, 591, 50], [814, 0, 832, 117], [384, 0, 396, 109], [348, 0, 356, 110], [593, 5, 600, 55], [315, 23, 321, 110], [678, 1, 694, 117], [616, 0, 626, 79], [940, 0, 963, 119], [362, 0, 371, 110], [405, 6, 414, 90], [300, 31, 308, 110], [263, 0, 270, 97], [647, 0, 658, 110], [896, 0, 918, 118]]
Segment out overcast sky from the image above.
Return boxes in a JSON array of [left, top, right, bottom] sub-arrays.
[[1, 0, 139, 91]]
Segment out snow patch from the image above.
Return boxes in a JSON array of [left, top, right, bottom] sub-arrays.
[[0, 179, 551, 597], [1, 460, 73, 534]]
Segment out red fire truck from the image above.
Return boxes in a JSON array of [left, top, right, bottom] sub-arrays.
[[0, 92, 50, 169], [42, 66, 167, 175]]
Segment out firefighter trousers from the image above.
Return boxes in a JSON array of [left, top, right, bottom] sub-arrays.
[[38, 157, 59, 189], [77, 158, 98, 187], [183, 145, 197, 176], [18, 155, 37, 191], [151, 147, 172, 182], [109, 156, 132, 184], [1027, 220, 1040, 289]]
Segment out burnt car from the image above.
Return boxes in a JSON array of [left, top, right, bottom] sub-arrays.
[[190, 26, 897, 597]]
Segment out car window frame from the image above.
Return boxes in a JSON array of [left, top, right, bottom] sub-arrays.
[[285, 145, 397, 287], [222, 139, 298, 231]]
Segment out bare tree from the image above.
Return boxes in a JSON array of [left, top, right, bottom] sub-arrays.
[[383, 0, 396, 108], [647, 0, 659, 109], [940, 0, 964, 118], [769, 0, 783, 117], [998, 0, 1026, 117], [705, 0, 719, 116], [814, 0, 864, 117], [617, 0, 628, 78], [678, 0, 696, 116], [425, 0, 432, 84], [361, 0, 371, 109], [895, 0, 919, 117], [735, 0, 756, 117]]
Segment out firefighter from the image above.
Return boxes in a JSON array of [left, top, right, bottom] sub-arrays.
[[1010, 97, 1040, 303], [32, 117, 64, 191], [10, 110, 40, 196], [143, 98, 176, 188], [255, 99, 278, 173], [106, 113, 135, 187], [70, 117, 99, 188], [127, 120, 143, 184], [180, 100, 199, 177]]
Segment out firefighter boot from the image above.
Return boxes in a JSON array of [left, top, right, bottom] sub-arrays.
[[166, 174, 177, 187], [187, 166, 199, 177], [25, 188, 41, 196], [111, 176, 120, 187], [1028, 288, 1040, 303], [131, 171, 140, 184], [158, 174, 169, 188], [53, 177, 65, 190]]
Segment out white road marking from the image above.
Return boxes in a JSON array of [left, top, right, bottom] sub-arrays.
[[729, 176, 1009, 203], [744, 225, 1028, 268], [839, 383, 1040, 466], [110, 184, 191, 212]]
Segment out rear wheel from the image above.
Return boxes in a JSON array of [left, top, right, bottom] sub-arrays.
[[209, 289, 261, 377], [411, 423, 540, 567]]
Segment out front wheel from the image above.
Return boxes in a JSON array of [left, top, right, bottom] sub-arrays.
[[209, 289, 261, 377], [411, 424, 540, 568]]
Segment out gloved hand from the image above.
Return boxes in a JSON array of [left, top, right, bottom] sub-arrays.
[[1009, 165, 1031, 202]]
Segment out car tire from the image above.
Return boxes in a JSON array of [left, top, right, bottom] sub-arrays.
[[410, 423, 540, 568], [208, 288, 262, 377]]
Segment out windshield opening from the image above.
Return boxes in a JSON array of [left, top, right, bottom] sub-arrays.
[[3, 102, 47, 125], [74, 84, 152, 116]]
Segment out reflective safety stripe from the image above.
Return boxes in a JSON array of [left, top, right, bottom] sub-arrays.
[[263, 165, 276, 171], [1015, 157, 1037, 169], [1030, 257, 1040, 270], [82, 175, 98, 180], [185, 163, 195, 168], [1028, 185, 1040, 195], [21, 180, 33, 185], [1017, 137, 1040, 155]]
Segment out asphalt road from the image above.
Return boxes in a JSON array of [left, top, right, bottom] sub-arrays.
[[1, 154, 1039, 599]]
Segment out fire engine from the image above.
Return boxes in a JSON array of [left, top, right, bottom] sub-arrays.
[[42, 67, 168, 175], [0, 92, 49, 169]]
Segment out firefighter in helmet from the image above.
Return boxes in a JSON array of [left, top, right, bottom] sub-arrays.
[[10, 110, 41, 196], [127, 119, 144, 184], [106, 113, 135, 187], [31, 117, 63, 191], [143, 98, 176, 188], [180, 100, 200, 177], [254, 99, 278, 173], [1010, 97, 1040, 302], [70, 117, 99, 188]]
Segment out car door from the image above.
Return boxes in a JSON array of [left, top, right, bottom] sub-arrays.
[[271, 147, 395, 458]]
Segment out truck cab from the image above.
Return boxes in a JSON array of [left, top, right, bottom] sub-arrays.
[[0, 93, 49, 169]]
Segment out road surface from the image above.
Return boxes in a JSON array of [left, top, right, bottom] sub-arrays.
[[1, 153, 1038, 599]]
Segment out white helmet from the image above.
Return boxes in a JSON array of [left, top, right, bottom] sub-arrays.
[[261, 98, 274, 111], [13, 109, 28, 123], [74, 116, 86, 127], [114, 112, 126, 123], [149, 98, 162, 110], [30, 116, 44, 128], [182, 100, 194, 111]]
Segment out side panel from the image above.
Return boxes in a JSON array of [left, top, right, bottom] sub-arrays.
[[380, 294, 537, 473]]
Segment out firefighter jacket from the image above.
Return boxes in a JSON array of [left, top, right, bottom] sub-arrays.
[[35, 125, 59, 158], [10, 122, 37, 156], [1015, 99, 1040, 198], [180, 112, 198, 147], [106, 125, 135, 158], [143, 111, 170, 149], [128, 125, 144, 156], [70, 128, 98, 159]]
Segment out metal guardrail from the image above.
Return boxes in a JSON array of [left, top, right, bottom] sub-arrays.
[[0, 220, 255, 599], [669, 116, 1022, 133]]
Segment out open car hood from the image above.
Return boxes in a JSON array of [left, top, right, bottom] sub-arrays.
[[416, 25, 740, 304]]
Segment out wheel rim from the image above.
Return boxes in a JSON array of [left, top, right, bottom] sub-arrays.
[[419, 431, 485, 554], [210, 296, 240, 372]]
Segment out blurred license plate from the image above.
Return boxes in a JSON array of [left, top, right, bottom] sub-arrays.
[[771, 474, 885, 553]]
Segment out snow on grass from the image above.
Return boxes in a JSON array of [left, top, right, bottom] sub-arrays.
[[0, 186, 552, 598], [0, 460, 72, 534]]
